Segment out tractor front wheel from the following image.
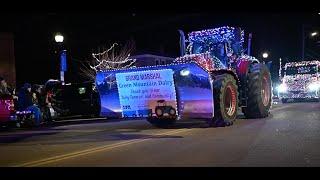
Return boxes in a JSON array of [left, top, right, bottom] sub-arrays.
[[211, 74, 238, 127]]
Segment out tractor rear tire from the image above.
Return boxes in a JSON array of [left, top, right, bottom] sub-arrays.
[[211, 74, 238, 127], [243, 63, 272, 118]]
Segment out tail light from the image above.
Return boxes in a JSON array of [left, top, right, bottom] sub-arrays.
[[4, 99, 14, 111]]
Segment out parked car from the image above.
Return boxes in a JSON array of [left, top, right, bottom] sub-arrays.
[[0, 94, 17, 128], [47, 81, 101, 119]]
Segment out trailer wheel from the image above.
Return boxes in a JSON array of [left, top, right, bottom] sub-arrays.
[[212, 74, 238, 127], [169, 108, 176, 116], [243, 63, 272, 118], [155, 107, 164, 117], [281, 98, 288, 103]]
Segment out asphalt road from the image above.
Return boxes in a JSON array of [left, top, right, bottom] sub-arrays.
[[0, 102, 319, 167]]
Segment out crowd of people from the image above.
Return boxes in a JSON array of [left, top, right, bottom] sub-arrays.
[[0, 76, 54, 127]]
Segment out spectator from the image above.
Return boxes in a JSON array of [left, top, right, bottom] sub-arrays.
[[31, 84, 41, 105], [34, 85, 54, 122], [0, 77, 11, 96], [18, 83, 42, 126], [1, 77, 19, 110]]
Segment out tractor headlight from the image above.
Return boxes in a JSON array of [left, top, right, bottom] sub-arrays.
[[308, 83, 320, 92], [180, 69, 190, 76], [277, 84, 288, 93]]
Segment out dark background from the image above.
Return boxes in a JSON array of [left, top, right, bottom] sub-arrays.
[[1, 12, 319, 88]]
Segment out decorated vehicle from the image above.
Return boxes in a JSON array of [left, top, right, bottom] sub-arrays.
[[277, 60, 320, 102], [96, 26, 272, 127], [47, 80, 101, 119], [0, 94, 33, 128], [0, 94, 17, 128]]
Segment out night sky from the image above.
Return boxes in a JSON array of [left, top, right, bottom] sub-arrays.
[[1, 12, 319, 87]]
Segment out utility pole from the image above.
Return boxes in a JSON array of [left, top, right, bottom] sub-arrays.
[[247, 33, 252, 56]]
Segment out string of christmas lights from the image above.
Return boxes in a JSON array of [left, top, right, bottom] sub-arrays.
[[92, 43, 118, 62], [188, 26, 244, 44], [174, 52, 217, 71], [238, 54, 260, 63], [284, 60, 320, 68], [89, 43, 137, 72], [281, 60, 320, 93]]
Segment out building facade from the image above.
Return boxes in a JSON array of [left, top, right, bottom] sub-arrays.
[[0, 33, 16, 88]]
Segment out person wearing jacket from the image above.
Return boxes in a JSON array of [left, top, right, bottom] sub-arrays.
[[18, 83, 42, 126], [34, 85, 54, 122], [0, 77, 11, 96]]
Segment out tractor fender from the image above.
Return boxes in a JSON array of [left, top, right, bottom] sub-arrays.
[[211, 69, 240, 88], [235, 58, 260, 107], [236, 59, 251, 80], [236, 58, 260, 82]]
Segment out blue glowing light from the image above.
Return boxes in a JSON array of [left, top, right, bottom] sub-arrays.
[[188, 26, 244, 44]]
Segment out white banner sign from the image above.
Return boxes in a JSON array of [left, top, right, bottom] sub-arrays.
[[116, 69, 177, 117]]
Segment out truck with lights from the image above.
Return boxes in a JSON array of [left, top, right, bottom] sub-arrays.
[[95, 26, 272, 127], [277, 60, 320, 103]]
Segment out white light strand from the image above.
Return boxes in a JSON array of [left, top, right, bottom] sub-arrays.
[[92, 43, 118, 62], [89, 42, 136, 72], [279, 58, 282, 79], [284, 60, 320, 68]]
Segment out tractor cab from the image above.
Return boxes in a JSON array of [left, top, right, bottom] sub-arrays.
[[182, 26, 244, 68]]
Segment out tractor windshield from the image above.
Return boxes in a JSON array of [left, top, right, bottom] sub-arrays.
[[188, 26, 244, 57], [191, 42, 226, 59], [191, 42, 210, 54]]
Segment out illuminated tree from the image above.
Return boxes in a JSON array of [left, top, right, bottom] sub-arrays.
[[80, 40, 136, 88]]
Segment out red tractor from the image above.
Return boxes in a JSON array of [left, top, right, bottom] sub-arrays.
[[173, 26, 272, 127]]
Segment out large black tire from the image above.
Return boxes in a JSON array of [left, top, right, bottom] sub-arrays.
[[155, 107, 164, 117], [243, 63, 272, 118], [211, 74, 238, 127], [168, 107, 176, 116]]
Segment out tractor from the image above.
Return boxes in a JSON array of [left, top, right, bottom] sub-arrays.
[[96, 26, 272, 128]]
